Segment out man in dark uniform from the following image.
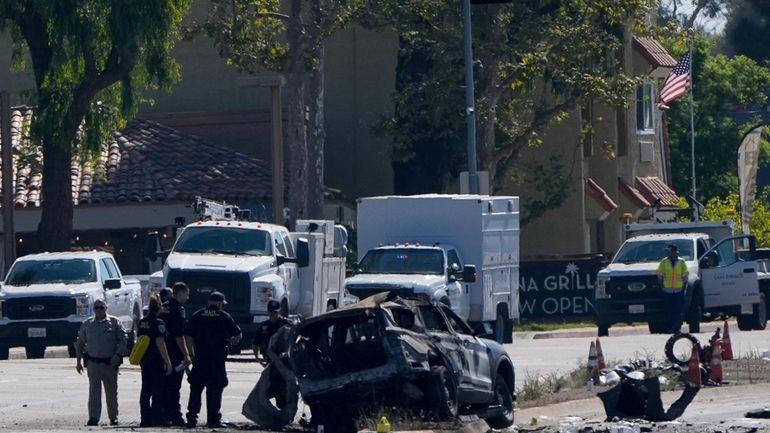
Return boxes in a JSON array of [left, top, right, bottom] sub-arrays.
[[184, 291, 242, 428], [252, 300, 291, 407], [159, 282, 191, 427], [138, 295, 173, 427], [252, 300, 290, 364]]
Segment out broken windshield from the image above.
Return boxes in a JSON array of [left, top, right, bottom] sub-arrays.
[[173, 226, 271, 256], [358, 248, 444, 275], [614, 239, 694, 263], [6, 259, 97, 285]]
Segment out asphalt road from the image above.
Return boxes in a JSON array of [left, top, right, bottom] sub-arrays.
[[0, 322, 768, 431]]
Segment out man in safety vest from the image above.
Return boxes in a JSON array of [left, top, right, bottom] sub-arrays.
[[657, 243, 689, 333]]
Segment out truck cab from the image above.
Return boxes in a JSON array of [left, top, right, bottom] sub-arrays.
[[345, 243, 476, 320], [0, 251, 142, 360]]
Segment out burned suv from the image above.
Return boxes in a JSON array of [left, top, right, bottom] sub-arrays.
[[288, 293, 515, 432]]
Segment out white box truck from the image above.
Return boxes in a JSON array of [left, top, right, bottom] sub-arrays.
[[345, 194, 520, 343]]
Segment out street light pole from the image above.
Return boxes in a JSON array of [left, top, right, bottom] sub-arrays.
[[462, 0, 480, 195]]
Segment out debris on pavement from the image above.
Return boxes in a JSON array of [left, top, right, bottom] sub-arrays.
[[598, 376, 699, 421], [745, 408, 770, 418]]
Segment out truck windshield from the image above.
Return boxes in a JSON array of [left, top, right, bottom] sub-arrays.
[[173, 226, 271, 256], [5, 259, 97, 285], [614, 240, 694, 262], [358, 248, 444, 275]]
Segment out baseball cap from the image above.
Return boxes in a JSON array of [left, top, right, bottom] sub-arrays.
[[209, 291, 227, 304], [666, 244, 678, 251], [267, 300, 281, 312]]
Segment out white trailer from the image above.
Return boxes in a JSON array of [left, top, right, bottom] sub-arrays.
[[350, 194, 520, 343]]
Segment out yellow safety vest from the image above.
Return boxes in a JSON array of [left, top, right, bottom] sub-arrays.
[[657, 258, 688, 290]]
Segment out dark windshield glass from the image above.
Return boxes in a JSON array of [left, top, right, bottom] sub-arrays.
[[358, 248, 444, 275], [173, 226, 271, 256], [614, 239, 694, 262], [6, 259, 97, 285]]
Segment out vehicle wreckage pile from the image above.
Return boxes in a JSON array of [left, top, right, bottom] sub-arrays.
[[242, 293, 517, 433]]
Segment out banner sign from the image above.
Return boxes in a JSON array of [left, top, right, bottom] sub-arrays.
[[519, 255, 604, 319]]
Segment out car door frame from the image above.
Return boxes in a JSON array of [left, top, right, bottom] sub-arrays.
[[438, 304, 493, 401], [417, 304, 471, 387], [700, 235, 761, 312]]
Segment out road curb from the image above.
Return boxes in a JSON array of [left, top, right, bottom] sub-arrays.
[[526, 322, 726, 340]]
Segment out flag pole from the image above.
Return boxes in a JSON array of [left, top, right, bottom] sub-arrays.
[[689, 43, 697, 215]]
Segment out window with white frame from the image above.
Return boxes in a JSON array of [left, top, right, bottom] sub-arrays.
[[636, 82, 654, 132]]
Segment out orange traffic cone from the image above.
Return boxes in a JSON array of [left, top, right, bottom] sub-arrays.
[[687, 343, 702, 387], [722, 319, 734, 360], [595, 338, 606, 370], [587, 341, 597, 373], [709, 338, 723, 383]]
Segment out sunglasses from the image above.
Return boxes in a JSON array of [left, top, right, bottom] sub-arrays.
[[94, 306, 107, 310]]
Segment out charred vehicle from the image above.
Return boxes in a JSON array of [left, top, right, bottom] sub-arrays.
[[287, 293, 516, 432]]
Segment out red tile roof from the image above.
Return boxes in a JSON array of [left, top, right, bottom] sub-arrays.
[[618, 177, 651, 208], [2, 107, 273, 208], [635, 176, 680, 207], [585, 178, 619, 212], [632, 37, 677, 68]]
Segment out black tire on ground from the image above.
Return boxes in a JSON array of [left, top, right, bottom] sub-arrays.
[[494, 309, 509, 344], [664, 332, 699, 366], [425, 365, 459, 421], [648, 321, 668, 334], [485, 373, 515, 429], [0, 346, 9, 360], [752, 293, 767, 331], [67, 343, 77, 358], [597, 324, 609, 337], [25, 346, 45, 359]]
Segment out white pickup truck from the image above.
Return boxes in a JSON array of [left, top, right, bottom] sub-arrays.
[[594, 220, 768, 335], [0, 251, 143, 360]]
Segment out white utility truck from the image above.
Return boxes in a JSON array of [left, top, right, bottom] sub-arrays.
[[345, 194, 520, 343], [147, 198, 348, 351], [0, 251, 143, 360], [594, 220, 768, 336]]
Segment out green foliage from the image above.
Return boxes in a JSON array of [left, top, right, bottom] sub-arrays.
[[702, 192, 770, 246], [661, 33, 770, 201], [369, 0, 649, 219], [726, 0, 770, 63], [1, 0, 190, 250]]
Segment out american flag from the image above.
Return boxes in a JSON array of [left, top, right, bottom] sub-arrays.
[[657, 52, 691, 110]]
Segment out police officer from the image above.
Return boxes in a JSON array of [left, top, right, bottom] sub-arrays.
[[138, 294, 173, 427], [75, 299, 127, 426], [184, 291, 242, 428], [160, 282, 192, 426], [252, 299, 291, 407], [252, 300, 290, 364]]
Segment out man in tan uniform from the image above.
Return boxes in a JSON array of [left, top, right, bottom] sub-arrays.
[[75, 299, 127, 426]]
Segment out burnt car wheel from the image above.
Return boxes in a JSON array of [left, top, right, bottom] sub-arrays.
[[310, 404, 357, 433], [485, 374, 514, 429], [426, 365, 458, 420]]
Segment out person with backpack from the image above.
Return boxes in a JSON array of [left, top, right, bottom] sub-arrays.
[[137, 294, 173, 427]]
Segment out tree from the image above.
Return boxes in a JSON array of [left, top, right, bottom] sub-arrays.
[[657, 0, 728, 30], [661, 33, 770, 200], [1, 1, 190, 251], [725, 0, 770, 63], [371, 1, 646, 222], [702, 192, 770, 246], [196, 0, 365, 223]]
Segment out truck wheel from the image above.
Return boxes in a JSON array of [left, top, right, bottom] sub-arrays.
[[494, 310, 509, 344], [25, 346, 45, 359], [597, 324, 609, 337], [0, 346, 9, 360], [687, 292, 702, 333], [280, 299, 289, 317], [737, 313, 753, 331], [484, 373, 514, 429], [426, 365, 459, 421], [126, 317, 138, 352], [67, 343, 77, 358], [326, 300, 337, 311], [752, 293, 767, 330], [647, 322, 668, 334]]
